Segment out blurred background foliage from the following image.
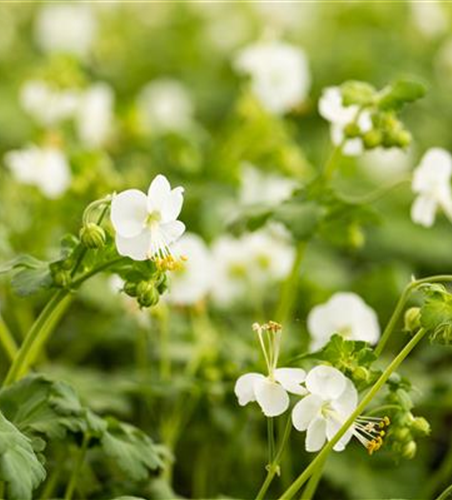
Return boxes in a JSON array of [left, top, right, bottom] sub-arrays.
[[1, 2, 452, 499]]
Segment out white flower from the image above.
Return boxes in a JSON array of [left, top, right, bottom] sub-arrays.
[[235, 322, 306, 417], [292, 366, 390, 454], [167, 233, 213, 306], [319, 86, 372, 157], [411, 0, 447, 38], [307, 292, 380, 351], [292, 366, 357, 452], [240, 163, 296, 207], [20, 80, 79, 127], [411, 148, 452, 227], [4, 145, 71, 198], [234, 40, 311, 115], [360, 147, 411, 181], [34, 4, 97, 59], [77, 83, 114, 149], [235, 367, 307, 417], [137, 79, 194, 134], [110, 174, 186, 261]]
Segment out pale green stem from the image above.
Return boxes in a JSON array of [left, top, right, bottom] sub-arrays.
[[300, 456, 326, 500], [64, 433, 90, 500], [339, 177, 411, 205], [255, 416, 293, 500], [0, 316, 18, 362], [435, 484, 452, 500], [274, 241, 307, 324], [277, 327, 427, 500], [267, 417, 275, 464]]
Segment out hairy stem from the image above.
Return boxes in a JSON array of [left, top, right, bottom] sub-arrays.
[[0, 316, 18, 362]]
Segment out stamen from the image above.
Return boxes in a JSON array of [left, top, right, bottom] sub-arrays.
[[353, 415, 390, 455]]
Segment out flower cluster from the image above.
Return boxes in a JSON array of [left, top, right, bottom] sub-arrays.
[[235, 323, 390, 454]]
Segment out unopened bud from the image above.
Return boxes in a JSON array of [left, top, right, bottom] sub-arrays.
[[52, 269, 71, 288], [137, 281, 159, 308], [363, 129, 382, 149], [344, 122, 361, 138], [411, 417, 430, 437], [156, 273, 169, 294], [80, 223, 106, 249], [404, 307, 421, 333], [401, 440, 417, 459], [394, 130, 411, 148], [394, 427, 411, 442], [353, 366, 370, 383], [123, 281, 138, 298]]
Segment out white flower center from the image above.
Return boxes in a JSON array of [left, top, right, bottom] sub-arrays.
[[145, 211, 161, 228]]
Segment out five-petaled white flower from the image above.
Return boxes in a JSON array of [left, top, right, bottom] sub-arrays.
[[292, 366, 389, 454], [110, 174, 186, 261], [307, 292, 380, 351], [292, 366, 357, 452], [411, 148, 452, 227], [234, 40, 311, 115], [319, 86, 372, 157]]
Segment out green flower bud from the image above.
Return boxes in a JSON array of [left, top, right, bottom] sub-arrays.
[[393, 130, 412, 148], [80, 223, 106, 249], [137, 281, 159, 308], [430, 324, 452, 345], [353, 366, 370, 384], [363, 129, 382, 149], [123, 281, 138, 298], [410, 417, 431, 437], [348, 224, 365, 249], [394, 427, 411, 442], [404, 307, 421, 333], [156, 273, 169, 294], [344, 122, 361, 138], [401, 440, 417, 459], [341, 81, 375, 106]]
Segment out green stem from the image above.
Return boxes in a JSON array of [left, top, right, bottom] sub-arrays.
[[0, 481, 4, 499], [3, 290, 69, 386], [0, 316, 18, 362], [435, 484, 452, 500], [255, 416, 293, 500], [267, 417, 275, 464], [275, 242, 307, 323], [339, 178, 410, 205], [71, 256, 125, 288], [64, 434, 90, 500], [322, 145, 343, 182], [277, 327, 427, 500], [300, 456, 326, 500]]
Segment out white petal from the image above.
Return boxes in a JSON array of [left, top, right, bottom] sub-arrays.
[[326, 417, 354, 452], [159, 220, 186, 245], [331, 379, 358, 414], [234, 373, 265, 406], [111, 189, 148, 238], [306, 365, 346, 399], [291, 394, 323, 432], [274, 368, 307, 395], [161, 186, 184, 222], [115, 231, 151, 261], [411, 194, 437, 227], [306, 417, 327, 452], [254, 378, 289, 417], [147, 174, 171, 212]]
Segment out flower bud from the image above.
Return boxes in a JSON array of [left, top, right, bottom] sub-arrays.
[[393, 130, 412, 148], [394, 427, 411, 442], [80, 223, 106, 249], [52, 269, 71, 288], [353, 366, 370, 384], [404, 307, 421, 333], [137, 281, 159, 308], [401, 440, 417, 459], [344, 122, 361, 139], [410, 417, 430, 437], [123, 281, 138, 298], [156, 273, 169, 294], [363, 130, 382, 149]]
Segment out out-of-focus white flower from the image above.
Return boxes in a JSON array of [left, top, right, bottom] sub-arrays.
[[211, 226, 294, 306], [20, 80, 79, 127], [34, 4, 97, 58], [110, 174, 185, 261], [307, 292, 380, 351], [137, 79, 194, 134], [360, 147, 411, 181], [319, 86, 372, 157], [292, 365, 390, 454], [252, 1, 318, 34], [234, 40, 311, 115], [167, 233, 213, 306], [235, 322, 307, 417], [411, 148, 452, 227], [4, 144, 71, 198], [77, 83, 114, 149], [411, 0, 447, 38], [292, 366, 357, 452], [240, 163, 296, 207]]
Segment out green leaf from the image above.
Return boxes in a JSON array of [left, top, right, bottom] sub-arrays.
[[101, 417, 164, 481], [0, 412, 46, 500], [0, 375, 87, 440], [378, 79, 427, 111], [0, 255, 52, 297]]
